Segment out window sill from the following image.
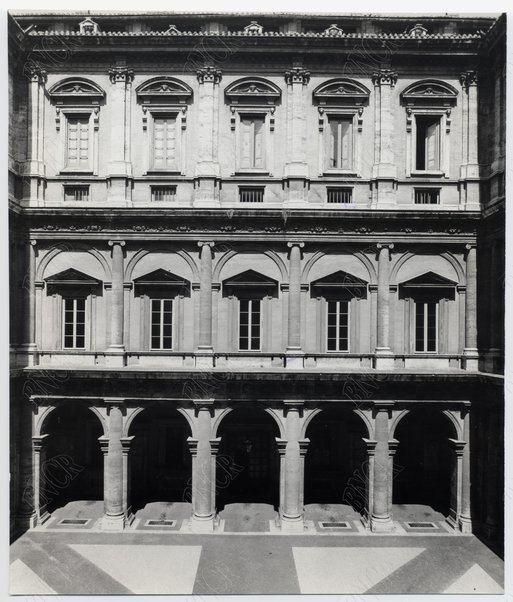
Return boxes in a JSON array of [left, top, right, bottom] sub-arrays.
[[233, 169, 270, 176], [145, 169, 183, 176], [409, 170, 444, 178], [59, 169, 94, 175], [322, 170, 359, 177]]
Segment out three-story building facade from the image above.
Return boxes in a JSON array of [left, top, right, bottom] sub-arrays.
[[9, 12, 505, 542]]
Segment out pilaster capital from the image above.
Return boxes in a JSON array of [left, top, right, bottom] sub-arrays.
[[460, 70, 478, 90], [285, 67, 310, 86], [196, 66, 222, 84], [26, 66, 47, 85], [371, 69, 398, 88], [388, 438, 399, 456], [108, 66, 134, 84]]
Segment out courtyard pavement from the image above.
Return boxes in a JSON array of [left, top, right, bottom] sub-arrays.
[[9, 501, 504, 595]]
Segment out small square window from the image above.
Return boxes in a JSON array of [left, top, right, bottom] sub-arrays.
[[327, 187, 353, 204], [151, 185, 177, 202], [64, 185, 89, 201], [414, 188, 440, 205], [239, 187, 264, 203]]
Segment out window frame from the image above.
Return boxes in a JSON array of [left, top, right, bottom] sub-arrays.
[[62, 296, 87, 350], [58, 108, 98, 174], [326, 299, 350, 353], [238, 297, 262, 351], [414, 300, 439, 353], [231, 107, 274, 175], [150, 297, 174, 351], [318, 108, 361, 177], [409, 110, 448, 176]]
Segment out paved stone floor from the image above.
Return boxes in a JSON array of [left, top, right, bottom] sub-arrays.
[[10, 507, 504, 595]]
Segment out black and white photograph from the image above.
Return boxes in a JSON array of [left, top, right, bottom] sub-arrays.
[[5, 3, 509, 597]]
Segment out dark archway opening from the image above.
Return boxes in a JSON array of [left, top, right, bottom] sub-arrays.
[[42, 405, 103, 513], [217, 406, 280, 511], [128, 405, 191, 513], [304, 406, 367, 512], [393, 408, 453, 516]]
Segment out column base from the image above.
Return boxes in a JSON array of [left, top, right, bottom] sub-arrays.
[[281, 514, 305, 533], [370, 515, 394, 533], [101, 513, 126, 531], [374, 348, 395, 370], [105, 347, 126, 367], [462, 348, 479, 371], [190, 514, 215, 533], [458, 516, 473, 534], [31, 509, 52, 528]]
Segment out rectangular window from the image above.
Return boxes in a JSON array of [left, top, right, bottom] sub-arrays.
[[415, 301, 438, 352], [63, 298, 86, 349], [239, 299, 261, 351], [239, 115, 265, 169], [414, 188, 440, 205], [152, 116, 177, 170], [66, 115, 90, 170], [327, 187, 353, 204], [151, 298, 173, 350], [239, 187, 264, 203], [327, 300, 349, 352], [415, 116, 441, 170], [64, 185, 89, 202], [151, 185, 177, 202], [328, 117, 353, 170]]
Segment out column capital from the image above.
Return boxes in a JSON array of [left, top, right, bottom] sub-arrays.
[[388, 438, 399, 456], [98, 435, 110, 455], [29, 239, 38, 247], [187, 436, 199, 456], [275, 437, 288, 455], [210, 437, 222, 455], [193, 398, 215, 413], [465, 242, 477, 252], [120, 436, 134, 454], [108, 66, 134, 84], [287, 241, 305, 249], [363, 438, 378, 456], [371, 69, 398, 88], [32, 434, 49, 452], [108, 240, 126, 248], [460, 70, 478, 90], [197, 241, 215, 248], [298, 438, 310, 456], [376, 242, 394, 251], [283, 399, 304, 413], [196, 66, 222, 84], [26, 66, 47, 85], [449, 438, 467, 456], [285, 67, 310, 85], [104, 398, 126, 413]]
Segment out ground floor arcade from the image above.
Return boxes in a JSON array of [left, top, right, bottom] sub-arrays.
[[20, 397, 475, 535]]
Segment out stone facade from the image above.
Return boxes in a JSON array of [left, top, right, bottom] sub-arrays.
[[9, 12, 504, 542]]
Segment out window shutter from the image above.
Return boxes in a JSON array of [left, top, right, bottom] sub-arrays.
[[67, 116, 90, 169], [253, 118, 264, 168], [328, 119, 338, 168], [340, 119, 353, 170], [153, 116, 177, 170], [425, 120, 440, 170], [240, 118, 252, 169]]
